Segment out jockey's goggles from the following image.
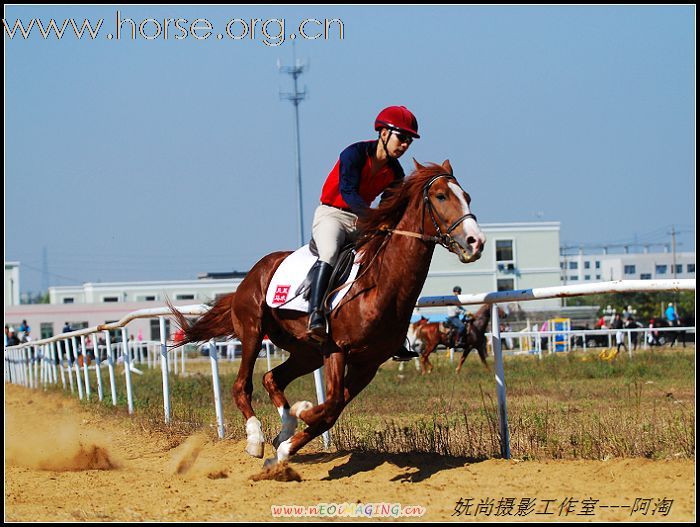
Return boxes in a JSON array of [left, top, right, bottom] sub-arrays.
[[389, 129, 414, 145]]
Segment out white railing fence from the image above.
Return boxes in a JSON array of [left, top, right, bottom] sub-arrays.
[[3, 305, 280, 435], [5, 279, 696, 456], [416, 278, 695, 459]]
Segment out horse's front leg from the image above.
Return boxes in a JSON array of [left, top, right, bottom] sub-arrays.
[[264, 347, 346, 467]]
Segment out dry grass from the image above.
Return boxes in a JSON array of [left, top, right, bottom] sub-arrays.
[[58, 346, 695, 461]]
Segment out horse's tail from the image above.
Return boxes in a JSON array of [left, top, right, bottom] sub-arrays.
[[168, 293, 237, 346]]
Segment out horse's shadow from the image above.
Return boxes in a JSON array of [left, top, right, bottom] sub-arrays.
[[294, 450, 488, 483]]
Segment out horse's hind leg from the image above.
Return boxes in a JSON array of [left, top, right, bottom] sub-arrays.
[[233, 329, 265, 458], [262, 345, 323, 448]]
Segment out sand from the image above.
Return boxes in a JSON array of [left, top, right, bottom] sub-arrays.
[[4, 383, 695, 522]]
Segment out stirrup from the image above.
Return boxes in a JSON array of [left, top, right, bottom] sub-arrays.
[[392, 346, 420, 362], [306, 311, 328, 344]]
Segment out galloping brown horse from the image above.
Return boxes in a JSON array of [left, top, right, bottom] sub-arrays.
[[414, 305, 506, 375], [171, 160, 485, 467]]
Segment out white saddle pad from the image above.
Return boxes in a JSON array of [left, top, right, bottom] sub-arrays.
[[265, 245, 361, 313]]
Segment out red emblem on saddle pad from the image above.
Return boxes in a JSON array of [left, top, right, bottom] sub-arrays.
[[273, 285, 291, 304]]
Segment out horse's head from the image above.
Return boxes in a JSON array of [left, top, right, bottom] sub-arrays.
[[415, 160, 486, 263]]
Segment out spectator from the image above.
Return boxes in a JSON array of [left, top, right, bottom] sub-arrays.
[[665, 303, 678, 325], [624, 316, 642, 351], [647, 318, 661, 347], [622, 305, 635, 321], [595, 314, 607, 329], [611, 313, 627, 355], [446, 286, 467, 345], [6, 327, 20, 346], [19, 319, 30, 335]]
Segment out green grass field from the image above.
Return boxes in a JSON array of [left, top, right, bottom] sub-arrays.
[[62, 345, 695, 461]]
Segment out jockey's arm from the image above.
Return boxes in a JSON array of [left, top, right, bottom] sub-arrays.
[[338, 147, 370, 216]]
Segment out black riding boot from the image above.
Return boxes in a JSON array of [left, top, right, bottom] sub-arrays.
[[306, 261, 333, 343], [392, 344, 420, 361]]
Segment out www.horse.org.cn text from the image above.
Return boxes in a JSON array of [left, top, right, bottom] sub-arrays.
[[3, 12, 345, 47]]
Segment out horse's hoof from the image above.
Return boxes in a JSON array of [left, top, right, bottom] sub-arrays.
[[272, 431, 293, 450], [290, 400, 313, 418], [246, 442, 264, 458]]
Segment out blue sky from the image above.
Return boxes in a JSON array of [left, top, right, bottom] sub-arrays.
[[4, 6, 695, 294]]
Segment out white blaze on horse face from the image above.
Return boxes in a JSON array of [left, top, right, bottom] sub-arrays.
[[447, 182, 485, 257]]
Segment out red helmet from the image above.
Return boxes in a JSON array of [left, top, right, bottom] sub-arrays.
[[374, 106, 420, 138]]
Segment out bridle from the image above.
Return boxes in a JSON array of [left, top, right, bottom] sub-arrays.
[[380, 173, 477, 255]]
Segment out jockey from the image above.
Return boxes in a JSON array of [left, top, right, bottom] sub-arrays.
[[446, 285, 467, 344], [306, 105, 421, 361]]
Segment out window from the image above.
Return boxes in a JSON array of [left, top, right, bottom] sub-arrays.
[[688, 264, 695, 273], [137, 295, 157, 302], [584, 261, 590, 269], [569, 275, 578, 281], [655, 265, 667, 275], [624, 265, 636, 275], [560, 262, 565, 269], [176, 294, 195, 301], [596, 275, 601, 280], [103, 296, 119, 303], [675, 264, 683, 274], [40, 323, 54, 340], [496, 278, 514, 291], [496, 240, 513, 262], [640, 273, 652, 280], [568, 262, 578, 270], [150, 318, 171, 341], [595, 261, 600, 269], [63, 297, 74, 304], [584, 275, 591, 281]]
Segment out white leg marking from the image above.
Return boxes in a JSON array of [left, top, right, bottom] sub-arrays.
[[290, 400, 313, 419], [273, 406, 298, 449], [245, 416, 264, 458]]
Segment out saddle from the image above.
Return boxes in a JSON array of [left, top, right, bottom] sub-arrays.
[[265, 242, 360, 313]]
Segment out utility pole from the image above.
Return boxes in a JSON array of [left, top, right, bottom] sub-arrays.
[[670, 225, 678, 279], [278, 45, 307, 247]]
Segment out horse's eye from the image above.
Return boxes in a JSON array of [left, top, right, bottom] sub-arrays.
[[436, 194, 447, 201]]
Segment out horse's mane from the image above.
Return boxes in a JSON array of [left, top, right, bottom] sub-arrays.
[[355, 163, 450, 257]]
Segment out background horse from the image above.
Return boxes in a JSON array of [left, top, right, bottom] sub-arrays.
[[171, 160, 485, 468], [414, 305, 506, 374]]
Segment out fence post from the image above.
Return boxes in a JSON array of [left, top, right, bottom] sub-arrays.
[[104, 330, 118, 405], [121, 328, 134, 414], [80, 335, 91, 399], [93, 333, 104, 401], [491, 303, 511, 459], [313, 367, 330, 449], [64, 339, 76, 394], [71, 336, 85, 400], [159, 317, 171, 425], [208, 338, 225, 439]]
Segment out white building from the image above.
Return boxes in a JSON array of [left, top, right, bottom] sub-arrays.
[[4, 261, 21, 307], [6, 278, 243, 341], [560, 250, 695, 283], [5, 222, 566, 339], [421, 222, 562, 311]]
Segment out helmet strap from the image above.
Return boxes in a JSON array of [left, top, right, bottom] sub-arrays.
[[378, 130, 395, 159]]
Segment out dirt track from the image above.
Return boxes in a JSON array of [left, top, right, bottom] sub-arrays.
[[4, 383, 695, 522]]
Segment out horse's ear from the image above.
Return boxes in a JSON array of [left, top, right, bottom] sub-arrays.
[[442, 159, 453, 175], [413, 158, 426, 171]]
